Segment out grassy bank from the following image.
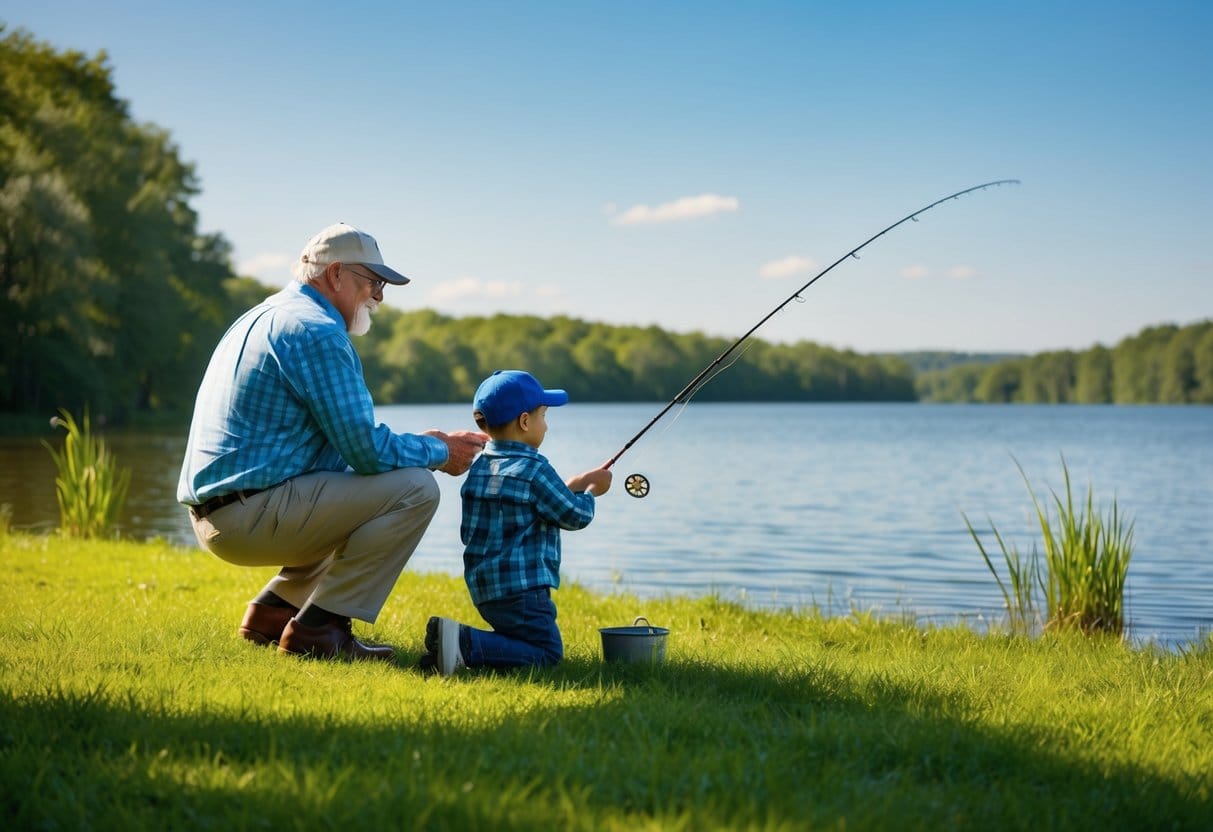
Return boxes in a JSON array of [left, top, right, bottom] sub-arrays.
[[2, 533, 1210, 830]]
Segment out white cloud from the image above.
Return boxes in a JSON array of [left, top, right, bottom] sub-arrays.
[[611, 193, 740, 226], [900, 265, 930, 279], [421, 278, 565, 312], [238, 252, 292, 279], [948, 265, 977, 279], [759, 255, 816, 280], [426, 277, 524, 304]]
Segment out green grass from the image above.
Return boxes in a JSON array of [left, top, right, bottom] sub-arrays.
[[2, 533, 1211, 830]]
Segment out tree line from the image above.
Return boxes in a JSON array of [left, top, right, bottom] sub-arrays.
[[914, 321, 1213, 404], [356, 308, 917, 405], [2, 29, 1208, 424]]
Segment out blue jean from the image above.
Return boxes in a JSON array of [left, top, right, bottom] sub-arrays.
[[463, 587, 563, 669]]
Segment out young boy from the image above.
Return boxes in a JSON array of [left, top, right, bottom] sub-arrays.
[[423, 370, 612, 675]]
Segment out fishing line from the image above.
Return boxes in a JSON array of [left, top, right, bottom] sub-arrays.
[[618, 329, 761, 498], [604, 179, 1021, 498]]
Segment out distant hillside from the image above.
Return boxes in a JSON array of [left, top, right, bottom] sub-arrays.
[[882, 351, 1027, 376], [908, 320, 1213, 403]]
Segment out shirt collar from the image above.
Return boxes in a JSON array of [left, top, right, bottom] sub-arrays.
[[485, 439, 543, 459], [288, 281, 345, 329]]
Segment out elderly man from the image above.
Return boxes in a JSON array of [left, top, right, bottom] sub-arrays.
[[178, 222, 486, 662]]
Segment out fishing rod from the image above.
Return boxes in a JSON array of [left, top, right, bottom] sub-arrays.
[[604, 179, 1021, 498]]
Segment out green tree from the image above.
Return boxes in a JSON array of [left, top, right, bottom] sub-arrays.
[[614, 326, 694, 400], [975, 362, 1022, 403], [0, 139, 108, 413], [1157, 326, 1200, 403], [1192, 325, 1213, 404], [1019, 351, 1077, 404], [1074, 345, 1113, 403], [915, 363, 985, 402], [1112, 324, 1177, 403], [569, 326, 632, 400], [0, 27, 238, 419]]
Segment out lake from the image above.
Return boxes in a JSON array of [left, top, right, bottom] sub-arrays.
[[3, 403, 1210, 646]]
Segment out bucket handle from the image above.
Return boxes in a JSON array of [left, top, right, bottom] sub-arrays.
[[633, 616, 652, 632]]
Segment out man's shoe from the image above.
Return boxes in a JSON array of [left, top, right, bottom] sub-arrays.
[[278, 617, 395, 662], [426, 616, 466, 676], [238, 602, 298, 646]]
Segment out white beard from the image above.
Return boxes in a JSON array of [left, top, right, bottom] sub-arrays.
[[349, 298, 378, 336]]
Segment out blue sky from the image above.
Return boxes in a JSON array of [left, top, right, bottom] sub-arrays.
[[5, 1, 1211, 352]]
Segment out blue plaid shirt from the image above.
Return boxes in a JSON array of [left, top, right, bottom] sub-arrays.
[[177, 282, 448, 504], [460, 440, 596, 605]]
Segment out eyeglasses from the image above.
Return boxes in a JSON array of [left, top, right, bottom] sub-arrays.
[[342, 265, 387, 294]]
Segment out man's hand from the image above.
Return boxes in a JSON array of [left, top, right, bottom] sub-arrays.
[[566, 467, 613, 496], [424, 429, 489, 476]]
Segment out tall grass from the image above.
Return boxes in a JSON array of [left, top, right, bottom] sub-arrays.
[[41, 407, 131, 539], [966, 457, 1134, 637], [965, 511, 1039, 635]]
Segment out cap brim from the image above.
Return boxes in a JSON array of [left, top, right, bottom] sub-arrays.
[[540, 389, 569, 407], [363, 262, 411, 285]]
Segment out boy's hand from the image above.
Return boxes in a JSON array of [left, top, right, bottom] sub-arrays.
[[567, 467, 612, 496], [425, 429, 489, 476]]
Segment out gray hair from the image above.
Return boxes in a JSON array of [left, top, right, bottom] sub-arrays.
[[291, 258, 329, 285]]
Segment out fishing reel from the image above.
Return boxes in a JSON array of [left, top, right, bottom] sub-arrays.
[[624, 473, 650, 498]]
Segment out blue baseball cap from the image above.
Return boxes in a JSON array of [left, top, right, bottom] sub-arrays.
[[473, 370, 569, 427]]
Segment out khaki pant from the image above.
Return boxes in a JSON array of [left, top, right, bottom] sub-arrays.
[[188, 467, 440, 622]]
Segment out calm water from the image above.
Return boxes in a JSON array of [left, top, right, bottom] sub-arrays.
[[3, 404, 1211, 645]]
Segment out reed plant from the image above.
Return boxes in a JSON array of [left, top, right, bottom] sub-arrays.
[[965, 511, 1039, 635], [41, 407, 131, 539], [966, 457, 1134, 637]]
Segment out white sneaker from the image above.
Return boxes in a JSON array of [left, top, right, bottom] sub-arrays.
[[429, 616, 466, 676]]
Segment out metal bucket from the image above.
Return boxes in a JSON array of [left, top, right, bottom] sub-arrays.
[[599, 616, 669, 664]]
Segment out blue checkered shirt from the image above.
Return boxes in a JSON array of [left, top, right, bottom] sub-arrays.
[[177, 282, 447, 503], [460, 440, 596, 605]]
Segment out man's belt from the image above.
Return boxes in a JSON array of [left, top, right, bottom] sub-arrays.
[[189, 488, 265, 519]]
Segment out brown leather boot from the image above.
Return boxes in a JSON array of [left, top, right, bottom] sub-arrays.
[[278, 617, 395, 662], [238, 602, 299, 646]]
